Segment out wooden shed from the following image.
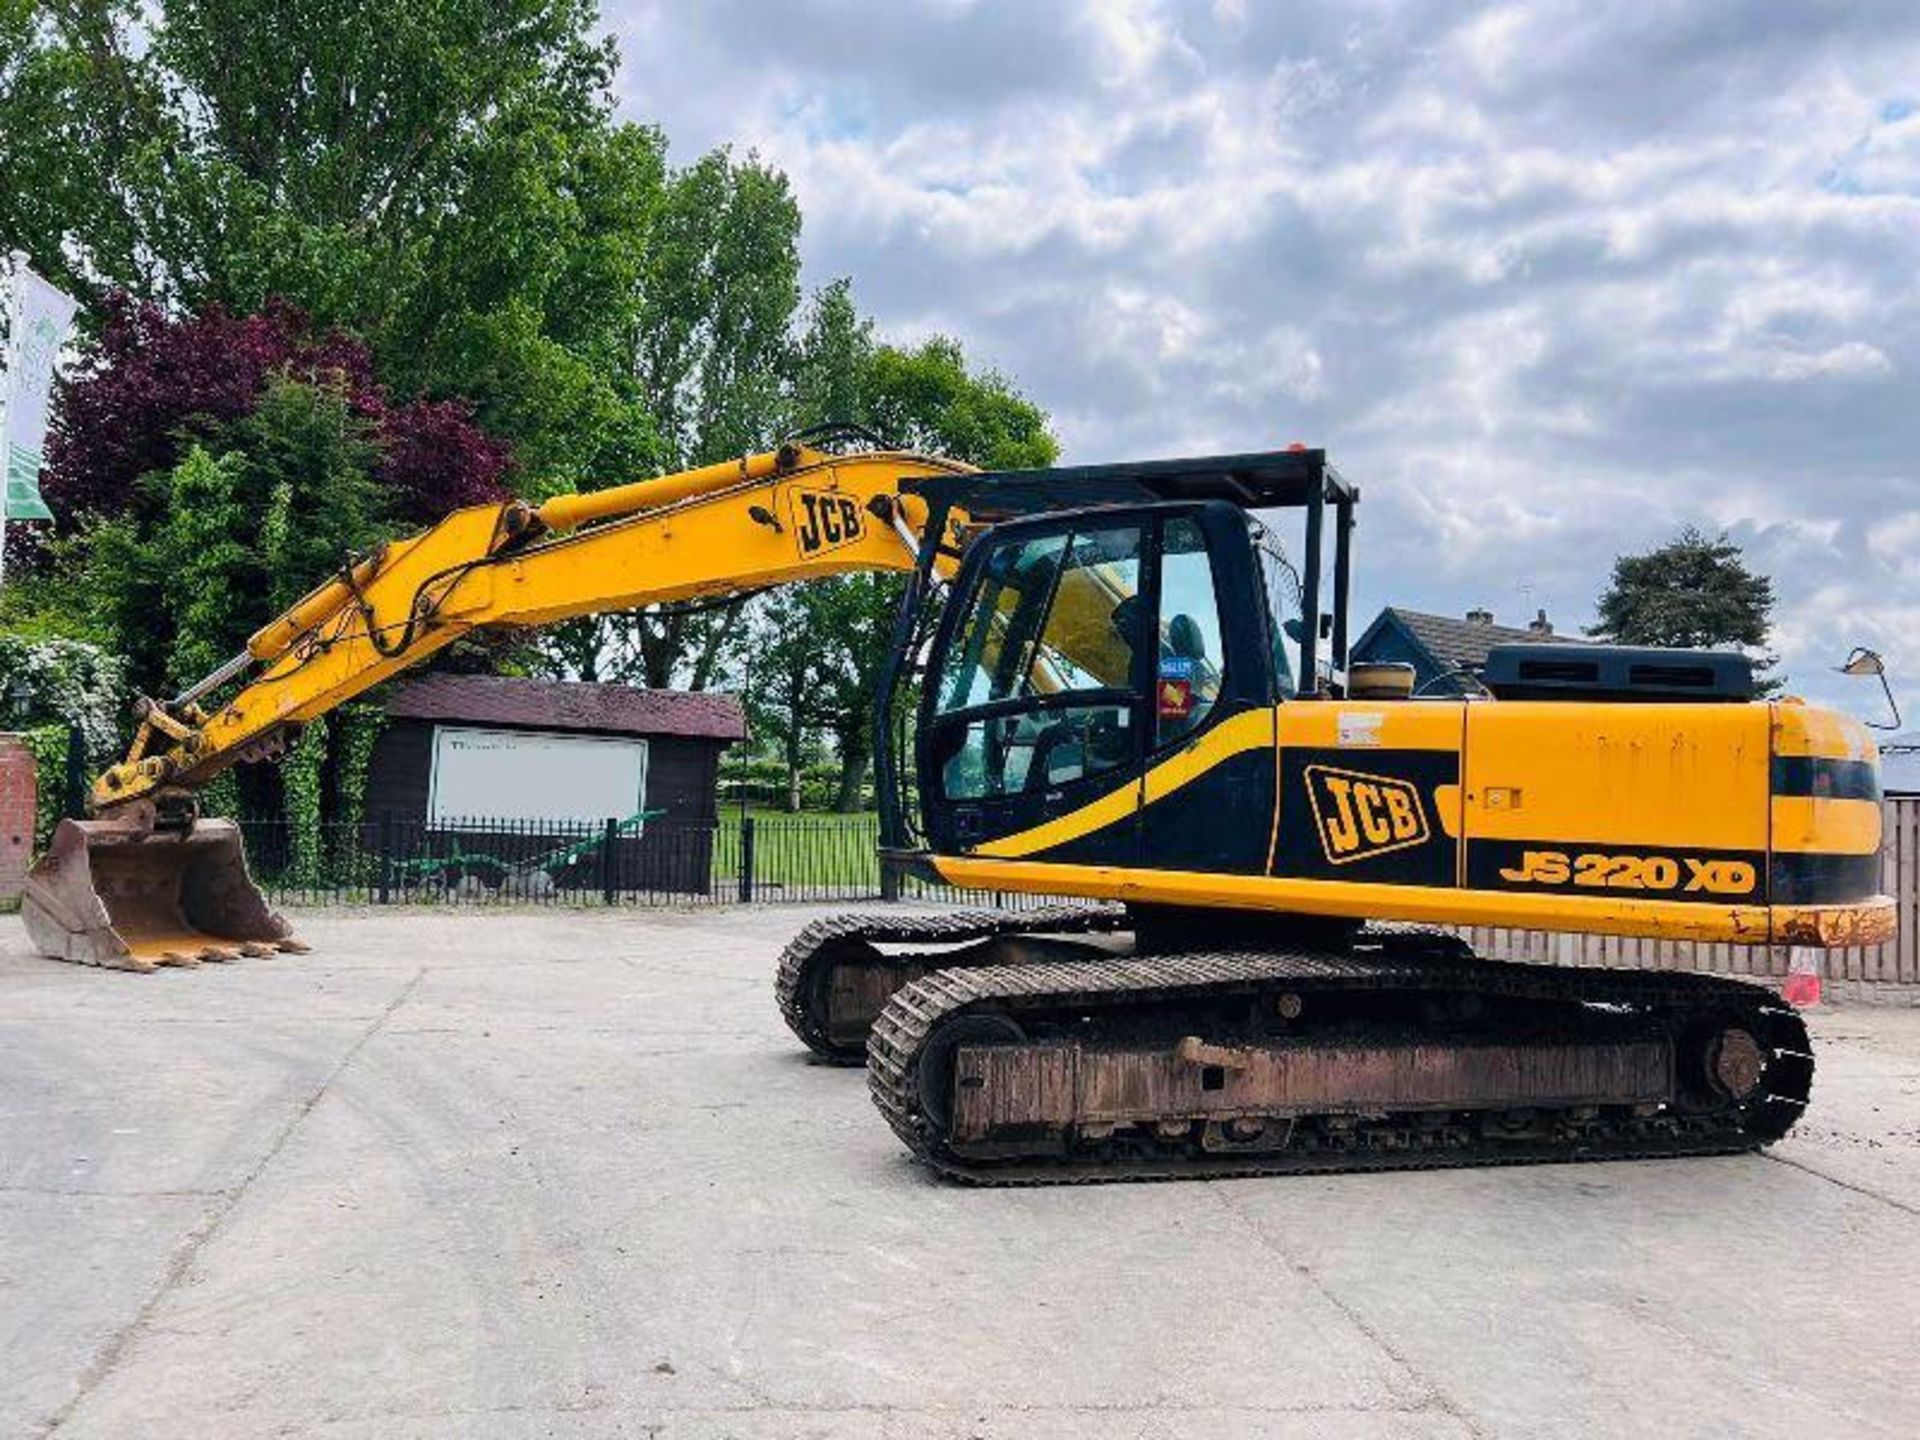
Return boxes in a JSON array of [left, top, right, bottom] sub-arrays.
[[362, 674, 746, 896]]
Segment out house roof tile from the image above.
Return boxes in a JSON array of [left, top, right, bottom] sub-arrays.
[[381, 673, 746, 741], [1380, 607, 1573, 672]]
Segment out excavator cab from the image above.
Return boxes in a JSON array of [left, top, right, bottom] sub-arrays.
[[885, 448, 1352, 877], [917, 502, 1275, 863]]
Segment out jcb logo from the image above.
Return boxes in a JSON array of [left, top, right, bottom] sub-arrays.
[[1304, 764, 1430, 864], [790, 488, 866, 557]]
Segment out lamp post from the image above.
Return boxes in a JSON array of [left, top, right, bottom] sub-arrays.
[[736, 641, 754, 824], [1839, 647, 1901, 732]]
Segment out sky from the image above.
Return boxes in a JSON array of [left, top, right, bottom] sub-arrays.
[[606, 0, 1920, 720]]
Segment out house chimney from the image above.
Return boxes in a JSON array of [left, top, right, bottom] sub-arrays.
[[1465, 607, 1493, 626], [1528, 608, 1553, 636]]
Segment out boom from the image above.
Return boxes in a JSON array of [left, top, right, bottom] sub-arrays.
[[93, 443, 975, 816]]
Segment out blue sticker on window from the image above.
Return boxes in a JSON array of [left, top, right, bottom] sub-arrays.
[[1159, 656, 1196, 680]]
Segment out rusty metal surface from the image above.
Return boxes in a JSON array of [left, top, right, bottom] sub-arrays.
[[773, 904, 1127, 1061], [950, 1038, 1672, 1144], [1710, 1028, 1765, 1099], [868, 934, 1815, 1185], [826, 958, 938, 1049], [1776, 896, 1898, 948], [22, 817, 294, 971]]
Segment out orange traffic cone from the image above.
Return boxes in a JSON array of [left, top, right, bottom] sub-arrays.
[[1781, 946, 1823, 1007]]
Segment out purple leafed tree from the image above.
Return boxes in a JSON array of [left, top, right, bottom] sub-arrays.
[[376, 397, 513, 519], [41, 297, 511, 529]]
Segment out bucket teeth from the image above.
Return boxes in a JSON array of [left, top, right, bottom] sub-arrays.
[[239, 942, 278, 958], [275, 938, 313, 955], [21, 816, 300, 971]]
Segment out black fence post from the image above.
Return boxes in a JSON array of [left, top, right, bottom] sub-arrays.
[[377, 813, 393, 905], [63, 723, 86, 819], [737, 815, 756, 904], [880, 852, 901, 903], [601, 816, 618, 905]]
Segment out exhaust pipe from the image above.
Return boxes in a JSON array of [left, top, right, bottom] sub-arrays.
[[22, 816, 305, 971]]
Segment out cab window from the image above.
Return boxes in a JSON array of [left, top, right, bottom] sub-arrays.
[[934, 524, 1144, 799], [1155, 518, 1225, 744], [1256, 539, 1299, 698]]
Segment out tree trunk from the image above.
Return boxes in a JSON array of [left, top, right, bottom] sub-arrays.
[[688, 598, 748, 691], [639, 610, 680, 690], [832, 738, 870, 812], [784, 725, 804, 813]]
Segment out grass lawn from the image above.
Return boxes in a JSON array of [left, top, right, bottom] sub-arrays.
[[714, 808, 882, 889]]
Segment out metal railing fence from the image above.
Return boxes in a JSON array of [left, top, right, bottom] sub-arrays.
[[237, 812, 1062, 911], [238, 799, 1920, 990]]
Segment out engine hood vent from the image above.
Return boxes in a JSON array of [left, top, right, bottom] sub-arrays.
[[1481, 644, 1755, 703]]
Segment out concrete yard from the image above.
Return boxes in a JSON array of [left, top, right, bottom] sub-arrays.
[[3, 906, 1918, 1439]]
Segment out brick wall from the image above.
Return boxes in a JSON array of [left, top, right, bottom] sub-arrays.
[[0, 735, 37, 903]]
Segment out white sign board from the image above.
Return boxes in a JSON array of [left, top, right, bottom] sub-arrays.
[[428, 726, 649, 829]]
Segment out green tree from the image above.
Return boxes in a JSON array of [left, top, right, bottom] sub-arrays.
[[599, 150, 806, 690], [742, 588, 836, 812], [0, 633, 128, 764], [866, 336, 1060, 470], [788, 278, 874, 436], [753, 300, 1061, 809], [77, 380, 389, 700], [63, 378, 404, 838], [533, 148, 806, 688], [1, 0, 663, 497], [1591, 526, 1780, 690], [3, 1, 604, 316], [148, 446, 254, 690], [803, 573, 901, 811], [637, 151, 803, 469]]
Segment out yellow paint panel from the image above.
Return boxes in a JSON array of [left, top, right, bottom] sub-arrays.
[[1277, 700, 1466, 752], [1771, 700, 1877, 761], [1771, 796, 1881, 856], [1464, 702, 1769, 851], [931, 855, 1896, 949]]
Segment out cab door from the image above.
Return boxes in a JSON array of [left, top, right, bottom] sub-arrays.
[[1130, 509, 1284, 874], [920, 518, 1149, 863]]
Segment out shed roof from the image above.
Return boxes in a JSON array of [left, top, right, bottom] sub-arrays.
[[1360, 606, 1573, 672], [1878, 735, 1920, 795], [382, 674, 746, 742]]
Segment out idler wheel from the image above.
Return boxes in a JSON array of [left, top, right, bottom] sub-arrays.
[[916, 1012, 1026, 1138], [1707, 1027, 1765, 1101]]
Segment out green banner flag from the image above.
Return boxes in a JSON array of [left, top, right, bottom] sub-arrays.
[[2, 259, 78, 525], [5, 443, 54, 520]]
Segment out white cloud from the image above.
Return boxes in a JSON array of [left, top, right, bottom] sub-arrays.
[[607, 0, 1920, 717]]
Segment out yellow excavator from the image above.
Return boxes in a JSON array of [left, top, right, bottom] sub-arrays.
[[23, 432, 1893, 1183]]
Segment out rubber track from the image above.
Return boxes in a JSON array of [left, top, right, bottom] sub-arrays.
[[774, 904, 1126, 1062], [866, 943, 1813, 1186]]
